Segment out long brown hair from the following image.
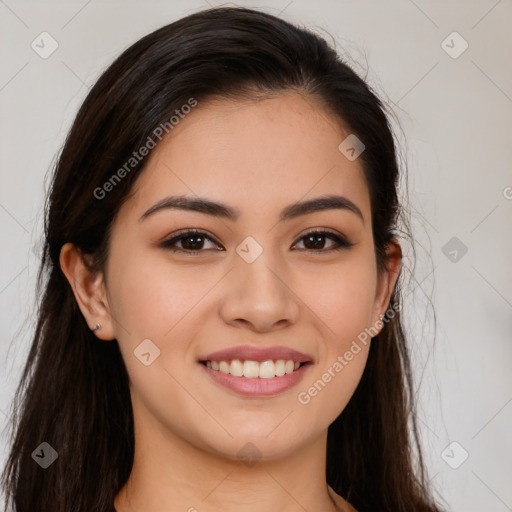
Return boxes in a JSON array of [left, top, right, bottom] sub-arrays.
[[1, 6, 444, 511]]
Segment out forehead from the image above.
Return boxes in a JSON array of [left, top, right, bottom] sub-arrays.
[[125, 92, 371, 221]]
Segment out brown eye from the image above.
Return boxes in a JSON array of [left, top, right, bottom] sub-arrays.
[[161, 230, 221, 253], [293, 230, 354, 252]]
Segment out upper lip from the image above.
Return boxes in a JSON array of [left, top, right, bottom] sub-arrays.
[[200, 345, 314, 363]]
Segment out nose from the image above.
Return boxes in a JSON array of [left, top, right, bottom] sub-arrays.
[[218, 250, 300, 333]]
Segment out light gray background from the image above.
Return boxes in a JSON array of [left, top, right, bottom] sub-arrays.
[[1, 1, 511, 511]]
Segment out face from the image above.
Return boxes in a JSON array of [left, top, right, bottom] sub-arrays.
[[90, 92, 398, 461]]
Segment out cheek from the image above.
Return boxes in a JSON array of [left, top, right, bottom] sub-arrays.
[[292, 255, 375, 422], [294, 267, 374, 427], [106, 247, 226, 398], [300, 254, 378, 343], [107, 244, 212, 341]]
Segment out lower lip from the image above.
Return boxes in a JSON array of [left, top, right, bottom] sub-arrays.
[[199, 362, 312, 397]]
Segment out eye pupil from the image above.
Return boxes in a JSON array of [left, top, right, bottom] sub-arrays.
[[182, 235, 204, 250], [305, 234, 325, 250]]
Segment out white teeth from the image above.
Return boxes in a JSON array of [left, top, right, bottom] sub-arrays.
[[259, 360, 275, 379], [205, 358, 305, 378], [230, 359, 244, 377], [243, 360, 260, 378], [275, 359, 286, 377]]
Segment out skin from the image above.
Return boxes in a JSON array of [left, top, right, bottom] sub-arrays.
[[60, 91, 401, 512]]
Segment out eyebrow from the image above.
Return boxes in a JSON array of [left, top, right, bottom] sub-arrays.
[[139, 194, 364, 224]]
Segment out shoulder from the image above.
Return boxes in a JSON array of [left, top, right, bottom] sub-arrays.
[[328, 485, 358, 512]]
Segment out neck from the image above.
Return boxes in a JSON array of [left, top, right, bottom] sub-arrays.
[[114, 407, 346, 512]]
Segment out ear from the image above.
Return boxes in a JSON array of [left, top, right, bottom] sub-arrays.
[[371, 238, 402, 331], [59, 242, 116, 340]]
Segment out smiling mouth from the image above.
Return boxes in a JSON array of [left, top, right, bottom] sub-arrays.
[[199, 359, 311, 379]]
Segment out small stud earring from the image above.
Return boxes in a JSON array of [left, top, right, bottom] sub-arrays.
[[92, 323, 101, 332]]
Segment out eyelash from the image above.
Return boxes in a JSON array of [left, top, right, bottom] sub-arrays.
[[160, 228, 354, 254]]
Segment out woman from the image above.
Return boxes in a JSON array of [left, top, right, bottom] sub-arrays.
[[1, 6, 444, 512]]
